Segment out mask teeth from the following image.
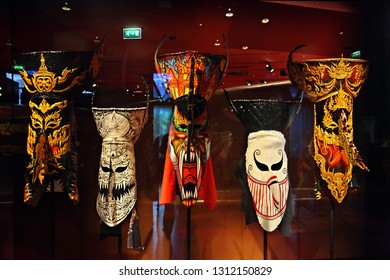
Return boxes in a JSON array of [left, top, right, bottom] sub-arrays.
[[115, 182, 124, 191], [99, 183, 109, 190], [180, 187, 198, 200], [179, 150, 184, 179], [196, 152, 201, 178]]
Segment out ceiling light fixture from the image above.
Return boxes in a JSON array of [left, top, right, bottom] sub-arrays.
[[261, 18, 270, 24], [62, 2, 71, 11], [242, 45, 248, 50], [214, 39, 221, 46], [266, 63, 274, 72], [225, 8, 233, 17]]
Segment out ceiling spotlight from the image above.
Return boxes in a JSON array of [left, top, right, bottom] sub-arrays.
[[214, 39, 221, 46], [242, 45, 248, 50], [261, 18, 270, 24], [266, 63, 274, 73], [225, 8, 234, 17], [62, 2, 71, 11]]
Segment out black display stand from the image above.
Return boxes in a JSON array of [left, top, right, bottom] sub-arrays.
[[329, 199, 334, 259], [263, 230, 268, 260], [50, 182, 55, 259], [187, 208, 191, 260], [118, 228, 123, 259]]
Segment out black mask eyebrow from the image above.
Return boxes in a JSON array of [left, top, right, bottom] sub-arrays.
[[253, 149, 283, 172], [271, 151, 283, 171]]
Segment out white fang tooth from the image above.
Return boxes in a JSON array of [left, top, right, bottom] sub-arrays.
[[179, 151, 184, 179], [197, 153, 201, 178]]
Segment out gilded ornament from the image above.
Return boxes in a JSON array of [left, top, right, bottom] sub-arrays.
[[287, 45, 369, 203]]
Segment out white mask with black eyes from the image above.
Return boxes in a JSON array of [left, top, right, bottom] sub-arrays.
[[92, 107, 146, 227], [245, 130, 289, 232]]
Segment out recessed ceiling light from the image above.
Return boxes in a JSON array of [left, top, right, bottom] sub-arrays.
[[62, 2, 71, 11], [242, 46, 248, 50], [214, 40, 221, 46], [261, 18, 270, 24], [225, 8, 233, 17]]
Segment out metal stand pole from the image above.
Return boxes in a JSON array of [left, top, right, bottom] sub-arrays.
[[50, 182, 55, 259], [263, 230, 268, 260], [329, 199, 334, 259], [118, 226, 123, 259], [187, 207, 191, 260]]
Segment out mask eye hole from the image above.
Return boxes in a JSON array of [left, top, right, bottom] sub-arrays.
[[115, 166, 127, 173], [101, 166, 111, 173]]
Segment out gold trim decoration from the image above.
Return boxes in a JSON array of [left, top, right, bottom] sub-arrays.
[[288, 51, 369, 203], [155, 51, 227, 101], [18, 53, 87, 94], [288, 55, 368, 102]]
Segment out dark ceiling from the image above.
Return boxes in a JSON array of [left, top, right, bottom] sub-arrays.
[[0, 0, 367, 92]]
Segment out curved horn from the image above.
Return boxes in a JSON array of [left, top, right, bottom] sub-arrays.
[[286, 44, 307, 87], [223, 89, 239, 117], [220, 33, 229, 85], [140, 75, 150, 128], [154, 34, 168, 73]]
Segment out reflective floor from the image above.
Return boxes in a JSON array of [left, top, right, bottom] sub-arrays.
[[2, 179, 389, 260]]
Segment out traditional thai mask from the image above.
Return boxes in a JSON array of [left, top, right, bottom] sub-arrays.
[[92, 107, 147, 227], [15, 49, 102, 206], [224, 92, 296, 235], [167, 95, 210, 207], [245, 131, 289, 232], [156, 50, 226, 209], [287, 46, 369, 203], [24, 93, 78, 206]]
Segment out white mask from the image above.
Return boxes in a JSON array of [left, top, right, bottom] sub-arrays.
[[245, 130, 289, 232], [92, 107, 147, 227]]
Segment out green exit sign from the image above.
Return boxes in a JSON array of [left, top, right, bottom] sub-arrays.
[[123, 28, 142, 39], [13, 65, 24, 71], [351, 50, 361, 58]]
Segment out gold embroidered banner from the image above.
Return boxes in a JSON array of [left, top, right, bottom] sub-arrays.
[[288, 49, 369, 203]]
